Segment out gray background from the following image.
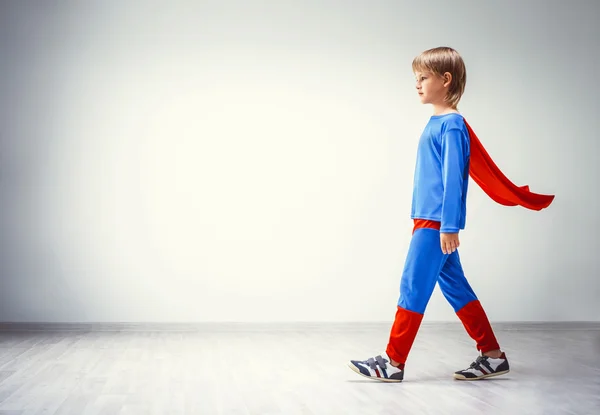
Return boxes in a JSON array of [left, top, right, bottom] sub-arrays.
[[0, 0, 598, 323]]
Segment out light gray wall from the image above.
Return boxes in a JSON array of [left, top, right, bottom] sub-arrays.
[[1, 0, 598, 323]]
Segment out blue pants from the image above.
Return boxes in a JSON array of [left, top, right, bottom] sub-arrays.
[[398, 228, 478, 314], [387, 226, 500, 363]]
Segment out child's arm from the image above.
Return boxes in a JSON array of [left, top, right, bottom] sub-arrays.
[[440, 128, 468, 254]]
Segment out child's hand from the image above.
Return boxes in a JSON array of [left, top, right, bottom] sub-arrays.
[[440, 232, 460, 255]]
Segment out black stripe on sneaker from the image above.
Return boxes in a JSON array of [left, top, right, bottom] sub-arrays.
[[480, 359, 495, 373]]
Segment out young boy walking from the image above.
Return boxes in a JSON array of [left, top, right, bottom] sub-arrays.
[[348, 47, 554, 382]]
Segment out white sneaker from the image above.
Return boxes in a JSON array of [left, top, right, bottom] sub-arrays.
[[454, 352, 510, 380], [348, 353, 404, 382]]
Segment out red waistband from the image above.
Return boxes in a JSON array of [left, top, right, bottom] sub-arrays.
[[412, 219, 441, 234]]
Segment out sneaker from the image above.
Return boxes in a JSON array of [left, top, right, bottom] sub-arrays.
[[454, 352, 510, 380], [348, 353, 404, 382]]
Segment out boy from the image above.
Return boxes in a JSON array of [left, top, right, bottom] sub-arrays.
[[348, 47, 554, 382]]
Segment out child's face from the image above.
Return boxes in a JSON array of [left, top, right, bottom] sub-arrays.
[[414, 71, 447, 106]]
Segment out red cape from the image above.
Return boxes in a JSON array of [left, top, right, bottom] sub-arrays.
[[464, 119, 555, 211]]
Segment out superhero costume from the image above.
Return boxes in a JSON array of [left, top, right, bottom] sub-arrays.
[[386, 113, 555, 364]]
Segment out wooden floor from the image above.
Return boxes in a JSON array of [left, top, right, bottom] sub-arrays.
[[0, 322, 598, 414]]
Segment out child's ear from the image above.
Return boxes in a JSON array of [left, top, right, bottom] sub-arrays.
[[443, 72, 452, 87]]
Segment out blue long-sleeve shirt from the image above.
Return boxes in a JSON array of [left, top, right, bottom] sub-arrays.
[[410, 113, 470, 233]]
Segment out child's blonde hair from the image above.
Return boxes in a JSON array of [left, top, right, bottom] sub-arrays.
[[412, 47, 466, 109]]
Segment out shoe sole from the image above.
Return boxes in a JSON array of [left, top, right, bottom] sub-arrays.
[[453, 369, 510, 381], [347, 362, 403, 383]]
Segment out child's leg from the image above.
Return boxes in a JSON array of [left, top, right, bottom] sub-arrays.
[[437, 251, 510, 380], [386, 228, 448, 365], [437, 250, 500, 354]]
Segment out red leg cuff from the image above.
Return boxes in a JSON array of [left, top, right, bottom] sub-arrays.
[[386, 306, 423, 364], [456, 300, 500, 353]]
